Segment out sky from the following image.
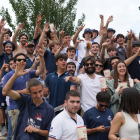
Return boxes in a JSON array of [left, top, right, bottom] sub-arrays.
[[1, 0, 140, 38]]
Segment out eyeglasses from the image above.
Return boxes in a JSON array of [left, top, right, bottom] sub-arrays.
[[85, 63, 94, 67], [95, 64, 103, 67], [16, 59, 26, 62]]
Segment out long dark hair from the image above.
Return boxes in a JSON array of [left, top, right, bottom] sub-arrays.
[[119, 88, 140, 114], [114, 61, 130, 89]]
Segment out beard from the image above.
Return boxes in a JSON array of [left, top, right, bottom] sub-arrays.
[[68, 70, 75, 75], [85, 67, 95, 74]]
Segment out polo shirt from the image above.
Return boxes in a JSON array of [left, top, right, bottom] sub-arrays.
[[79, 55, 99, 69], [78, 74, 102, 112], [104, 58, 112, 71], [44, 50, 57, 74], [49, 109, 84, 140], [117, 45, 127, 61], [77, 39, 92, 63], [83, 107, 114, 140], [25, 55, 36, 69], [45, 71, 76, 108], [14, 94, 55, 140], [127, 56, 140, 80], [2, 70, 36, 110]]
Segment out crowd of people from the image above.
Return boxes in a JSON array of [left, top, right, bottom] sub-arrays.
[[0, 14, 140, 140]]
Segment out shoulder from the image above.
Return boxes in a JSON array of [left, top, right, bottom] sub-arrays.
[[114, 112, 124, 121], [44, 101, 54, 111], [84, 107, 95, 116], [78, 73, 86, 79]]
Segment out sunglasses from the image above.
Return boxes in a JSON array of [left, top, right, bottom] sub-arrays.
[[95, 64, 103, 67], [85, 63, 94, 67], [99, 104, 107, 108], [16, 59, 26, 62]]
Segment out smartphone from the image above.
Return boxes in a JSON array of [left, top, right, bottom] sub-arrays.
[[49, 23, 54, 32], [105, 126, 110, 129]]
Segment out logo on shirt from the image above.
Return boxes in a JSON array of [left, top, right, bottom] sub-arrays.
[[52, 76, 55, 78], [96, 116, 100, 119], [27, 118, 40, 129], [107, 116, 112, 121], [139, 60, 140, 64], [35, 113, 42, 121]]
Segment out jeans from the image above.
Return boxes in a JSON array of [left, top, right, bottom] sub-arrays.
[[6, 106, 12, 140]]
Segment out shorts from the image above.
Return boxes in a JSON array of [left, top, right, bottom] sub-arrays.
[[0, 87, 6, 109]]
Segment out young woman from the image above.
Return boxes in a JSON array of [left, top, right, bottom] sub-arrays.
[[108, 87, 140, 140], [95, 59, 104, 76], [106, 61, 140, 115]]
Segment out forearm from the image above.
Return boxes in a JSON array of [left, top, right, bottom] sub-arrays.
[[99, 19, 104, 36], [54, 47, 62, 57], [73, 31, 80, 44], [70, 77, 81, 85], [0, 33, 4, 55], [38, 27, 42, 36], [38, 31, 46, 47], [87, 128, 97, 135], [85, 50, 90, 57], [36, 57, 44, 76], [30, 62, 38, 71], [100, 35, 105, 50], [108, 134, 118, 140], [105, 21, 109, 30], [54, 33, 58, 41], [100, 47, 106, 62], [74, 42, 78, 50], [59, 35, 63, 45], [0, 70, 3, 82], [126, 40, 132, 58], [12, 29, 19, 43], [133, 34, 139, 41], [15, 89, 29, 95], [124, 53, 137, 66], [37, 129, 49, 137], [34, 26, 39, 39]]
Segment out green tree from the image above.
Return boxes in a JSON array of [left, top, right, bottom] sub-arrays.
[[0, 0, 85, 41]]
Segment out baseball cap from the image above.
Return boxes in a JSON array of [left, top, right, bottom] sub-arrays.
[[3, 41, 15, 51], [91, 29, 99, 36], [25, 42, 35, 47], [132, 41, 140, 48], [107, 28, 116, 34], [83, 28, 93, 38]]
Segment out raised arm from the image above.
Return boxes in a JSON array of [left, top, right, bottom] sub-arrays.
[[126, 32, 133, 58], [35, 49, 44, 76], [99, 14, 104, 36], [34, 19, 42, 39], [74, 39, 84, 50], [12, 23, 24, 50], [2, 61, 29, 100], [0, 27, 8, 55], [73, 23, 85, 44], [59, 29, 64, 45], [30, 57, 40, 71], [53, 26, 59, 41], [100, 42, 108, 63], [85, 43, 91, 57], [105, 15, 113, 30], [0, 18, 6, 35], [100, 26, 107, 50], [65, 75, 81, 85]]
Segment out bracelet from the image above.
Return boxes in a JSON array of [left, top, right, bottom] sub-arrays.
[[127, 39, 131, 40]]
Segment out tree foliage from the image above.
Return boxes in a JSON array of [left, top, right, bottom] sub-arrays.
[[0, 0, 85, 41]]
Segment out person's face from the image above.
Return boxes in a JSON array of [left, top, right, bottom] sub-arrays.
[[92, 31, 97, 39], [65, 96, 81, 114], [84, 32, 91, 39], [9, 60, 16, 70], [107, 31, 114, 38], [97, 101, 108, 111], [111, 59, 119, 69], [43, 38, 48, 46], [117, 37, 124, 45], [4, 44, 13, 55], [30, 85, 43, 103], [67, 50, 76, 59], [117, 62, 126, 76], [56, 58, 67, 69], [63, 35, 71, 45], [108, 50, 117, 57], [4, 34, 10, 41], [26, 45, 35, 54], [50, 32, 54, 38], [105, 38, 111, 46], [19, 35, 27, 45], [90, 44, 99, 54], [67, 64, 76, 75], [15, 55, 26, 67], [53, 44, 60, 52], [132, 45, 140, 54], [84, 60, 95, 74], [95, 61, 104, 74]]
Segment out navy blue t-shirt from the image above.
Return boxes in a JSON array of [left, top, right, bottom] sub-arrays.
[[2, 70, 36, 110], [127, 56, 140, 80], [83, 107, 114, 140], [25, 55, 36, 69], [103, 58, 112, 71], [79, 56, 99, 69], [45, 71, 76, 108], [14, 94, 55, 140], [44, 50, 57, 74]]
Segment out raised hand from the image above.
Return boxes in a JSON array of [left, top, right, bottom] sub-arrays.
[[43, 23, 49, 32], [18, 23, 24, 31], [36, 20, 41, 27], [1, 27, 8, 34], [102, 42, 109, 49], [59, 29, 64, 37], [15, 61, 29, 77], [99, 14, 104, 19], [52, 25, 57, 34], [78, 23, 85, 32], [1, 60, 9, 71], [65, 74, 76, 82], [38, 49, 44, 58], [34, 57, 40, 64], [100, 26, 107, 35], [77, 39, 84, 44], [111, 35, 116, 42], [0, 18, 6, 27], [37, 15, 41, 21], [107, 15, 113, 23]]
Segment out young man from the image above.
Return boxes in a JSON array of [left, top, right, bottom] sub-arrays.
[[100, 43, 117, 70], [66, 56, 103, 116], [73, 28, 92, 63], [66, 62, 76, 75], [107, 28, 115, 38], [66, 47, 79, 75], [12, 23, 28, 56], [48, 90, 84, 140], [95, 59, 104, 76], [2, 62, 55, 140], [2, 49, 45, 140], [83, 91, 114, 140], [45, 53, 76, 108]]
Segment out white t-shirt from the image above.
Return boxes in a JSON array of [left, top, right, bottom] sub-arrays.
[[77, 39, 92, 63], [94, 35, 101, 45], [49, 109, 84, 140], [67, 58, 80, 76], [78, 73, 102, 112], [60, 46, 69, 54]]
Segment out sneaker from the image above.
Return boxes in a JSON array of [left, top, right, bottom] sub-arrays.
[[1, 126, 7, 136]]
